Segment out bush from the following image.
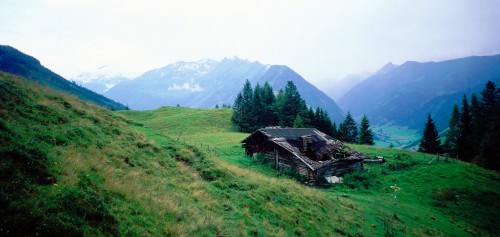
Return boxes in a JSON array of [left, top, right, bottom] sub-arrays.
[[387, 160, 419, 171], [199, 167, 225, 181], [343, 170, 376, 189]]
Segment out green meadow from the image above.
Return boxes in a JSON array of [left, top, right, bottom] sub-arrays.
[[371, 124, 421, 149], [2, 72, 499, 236]]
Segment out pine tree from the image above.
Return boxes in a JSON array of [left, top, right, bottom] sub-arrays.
[[293, 115, 304, 128], [332, 122, 338, 138], [476, 81, 500, 169], [480, 81, 498, 118], [320, 110, 335, 136], [339, 112, 358, 143], [470, 93, 480, 125], [274, 89, 285, 126], [457, 94, 473, 161], [231, 80, 254, 132], [310, 108, 334, 136], [251, 83, 264, 130], [307, 107, 315, 128], [418, 113, 441, 154], [469, 93, 481, 152], [231, 92, 243, 131], [443, 104, 460, 156], [231, 79, 338, 136], [358, 114, 374, 145], [280, 81, 307, 127], [261, 82, 277, 126]]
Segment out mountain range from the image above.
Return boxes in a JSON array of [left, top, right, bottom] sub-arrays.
[[338, 54, 500, 133], [3, 44, 498, 147], [104, 58, 346, 123], [323, 72, 372, 100], [72, 65, 131, 94], [0, 45, 127, 110]]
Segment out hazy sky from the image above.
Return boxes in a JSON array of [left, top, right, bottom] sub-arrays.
[[1, 0, 499, 87]]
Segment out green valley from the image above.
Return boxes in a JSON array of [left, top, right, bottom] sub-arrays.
[[1, 72, 499, 236]]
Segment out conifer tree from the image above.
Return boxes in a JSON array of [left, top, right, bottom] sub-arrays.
[[467, 93, 481, 158], [280, 81, 307, 127], [480, 81, 498, 117], [339, 112, 358, 143], [261, 82, 277, 126], [458, 94, 473, 161], [332, 122, 338, 138], [320, 110, 335, 136], [231, 79, 337, 136], [444, 104, 460, 156], [476, 81, 500, 169], [240, 80, 254, 132], [470, 93, 480, 125], [250, 83, 264, 130], [307, 107, 315, 128], [293, 115, 304, 128], [231, 80, 254, 132], [358, 114, 374, 145], [312, 108, 334, 136], [274, 89, 285, 125], [418, 113, 441, 154], [231, 92, 243, 131]]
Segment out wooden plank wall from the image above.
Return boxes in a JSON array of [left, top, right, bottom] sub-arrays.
[[243, 132, 363, 181], [315, 160, 363, 177]]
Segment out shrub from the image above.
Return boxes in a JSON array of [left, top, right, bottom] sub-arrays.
[[387, 160, 419, 171], [343, 170, 376, 189]]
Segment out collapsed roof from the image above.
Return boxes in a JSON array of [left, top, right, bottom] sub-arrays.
[[242, 127, 369, 170]]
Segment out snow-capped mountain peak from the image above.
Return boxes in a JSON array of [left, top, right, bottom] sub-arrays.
[[71, 65, 132, 94], [142, 59, 218, 80]]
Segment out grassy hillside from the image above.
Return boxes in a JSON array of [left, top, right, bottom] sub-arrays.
[[0, 45, 127, 110], [2, 71, 499, 236], [0, 72, 237, 236], [122, 106, 500, 236]]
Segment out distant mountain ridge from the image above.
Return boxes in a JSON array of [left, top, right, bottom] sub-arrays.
[[324, 72, 372, 100], [338, 54, 500, 132], [105, 58, 345, 123], [72, 65, 131, 94], [0, 45, 127, 110]]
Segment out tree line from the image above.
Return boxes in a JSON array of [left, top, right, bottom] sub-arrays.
[[418, 81, 499, 170], [231, 80, 375, 145]]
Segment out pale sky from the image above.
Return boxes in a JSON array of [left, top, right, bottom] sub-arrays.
[[1, 0, 499, 88]]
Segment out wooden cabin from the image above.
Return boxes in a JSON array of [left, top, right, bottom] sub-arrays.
[[241, 127, 368, 181]]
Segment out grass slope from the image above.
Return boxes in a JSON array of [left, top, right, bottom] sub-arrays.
[[2, 72, 499, 236], [1, 72, 237, 236], [0, 45, 127, 110], [122, 106, 500, 236]]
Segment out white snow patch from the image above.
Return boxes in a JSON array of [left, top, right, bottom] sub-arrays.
[[168, 83, 204, 92]]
